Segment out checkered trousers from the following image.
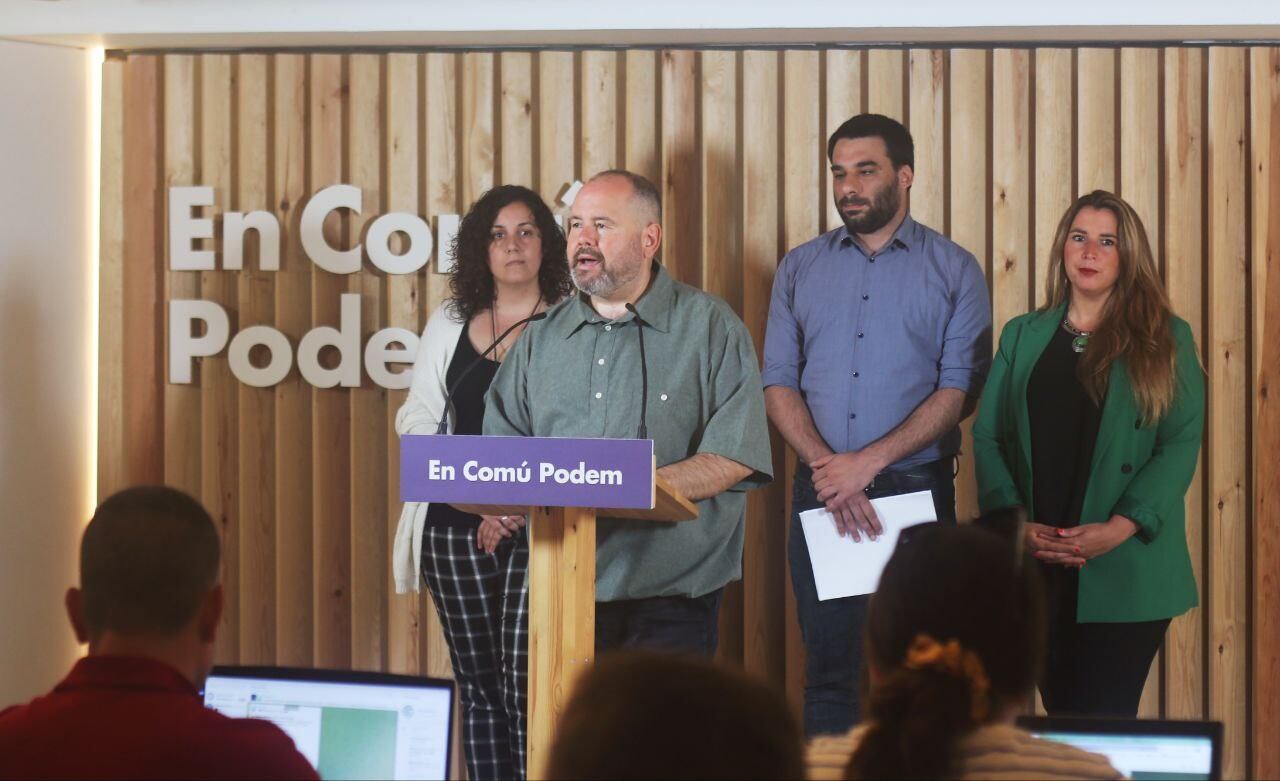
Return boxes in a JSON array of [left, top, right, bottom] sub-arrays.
[[420, 525, 529, 781]]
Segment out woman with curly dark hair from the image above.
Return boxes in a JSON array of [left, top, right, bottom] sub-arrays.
[[392, 185, 571, 781]]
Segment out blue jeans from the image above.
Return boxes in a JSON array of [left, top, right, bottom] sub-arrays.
[[595, 589, 724, 659], [788, 459, 956, 737]]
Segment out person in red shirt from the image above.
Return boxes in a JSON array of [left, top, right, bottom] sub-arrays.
[[0, 486, 318, 780]]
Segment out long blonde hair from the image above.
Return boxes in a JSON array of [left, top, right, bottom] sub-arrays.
[[1042, 190, 1175, 423]]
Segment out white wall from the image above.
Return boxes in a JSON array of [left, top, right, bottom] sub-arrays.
[[0, 38, 93, 706]]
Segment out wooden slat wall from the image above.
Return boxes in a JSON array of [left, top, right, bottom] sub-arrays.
[[99, 46, 1278, 779]]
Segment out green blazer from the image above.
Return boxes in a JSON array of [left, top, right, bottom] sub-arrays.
[[972, 304, 1204, 623]]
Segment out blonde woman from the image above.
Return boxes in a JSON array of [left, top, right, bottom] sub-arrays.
[[973, 190, 1204, 717]]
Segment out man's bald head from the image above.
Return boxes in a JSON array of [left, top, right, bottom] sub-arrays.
[[587, 169, 662, 225]]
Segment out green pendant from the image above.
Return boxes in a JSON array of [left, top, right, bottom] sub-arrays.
[[1072, 335, 1089, 353]]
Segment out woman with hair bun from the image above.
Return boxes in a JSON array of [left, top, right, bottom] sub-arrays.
[[806, 521, 1121, 780]]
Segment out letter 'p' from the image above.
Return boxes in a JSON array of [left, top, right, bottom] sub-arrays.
[[169, 299, 230, 383]]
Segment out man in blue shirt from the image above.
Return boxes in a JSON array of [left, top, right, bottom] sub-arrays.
[[762, 114, 992, 736]]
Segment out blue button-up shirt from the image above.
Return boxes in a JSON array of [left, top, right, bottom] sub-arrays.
[[761, 215, 992, 468]]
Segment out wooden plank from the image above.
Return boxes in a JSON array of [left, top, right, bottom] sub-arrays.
[[742, 49, 786, 687], [98, 57, 125, 500], [121, 55, 164, 486], [527, 507, 596, 780], [699, 49, 743, 665], [462, 52, 495, 209], [348, 53, 387, 673], [580, 50, 618, 177], [499, 52, 534, 188], [1077, 48, 1117, 193], [1206, 46, 1248, 781], [162, 54, 201, 498], [423, 52, 459, 677], [991, 50, 1031, 337], [200, 53, 240, 665], [824, 50, 863, 234], [867, 49, 905, 123], [1033, 49, 1073, 308], [908, 50, 945, 231], [386, 52, 422, 678], [782, 48, 821, 711], [623, 50, 659, 183], [949, 49, 989, 523], [538, 51, 575, 212], [661, 50, 700, 286], [1162, 46, 1206, 722], [1119, 47, 1164, 719], [273, 52, 314, 668], [310, 52, 352, 670], [1252, 44, 1280, 781], [236, 52, 276, 666]]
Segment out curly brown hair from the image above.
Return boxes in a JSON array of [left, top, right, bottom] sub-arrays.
[[447, 185, 572, 320]]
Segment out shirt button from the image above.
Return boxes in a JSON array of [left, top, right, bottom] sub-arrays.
[[857, 332, 864, 338], [869, 257, 876, 263], [660, 394, 668, 401], [849, 413, 856, 420], [604, 325, 612, 331], [597, 358, 605, 365], [862, 294, 869, 301], [594, 392, 603, 399], [1121, 463, 1133, 474], [852, 371, 859, 378]]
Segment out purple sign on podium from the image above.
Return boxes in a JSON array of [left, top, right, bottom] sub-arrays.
[[400, 434, 656, 509]]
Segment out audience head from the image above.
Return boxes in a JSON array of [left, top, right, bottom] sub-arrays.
[[826, 113, 915, 236], [448, 184, 572, 320], [847, 520, 1045, 780], [65, 486, 224, 685], [547, 651, 804, 780], [1044, 189, 1176, 422], [566, 169, 663, 301]]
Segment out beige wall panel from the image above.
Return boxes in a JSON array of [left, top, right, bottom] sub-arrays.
[[386, 52, 423, 677], [949, 49, 988, 524], [348, 53, 388, 673], [98, 57, 124, 499], [538, 51, 574, 210], [908, 50, 945, 231], [662, 50, 700, 286], [1163, 47, 1205, 722], [867, 49, 905, 122], [1077, 48, 1116, 194], [1207, 46, 1248, 781], [163, 54, 201, 498], [741, 49, 786, 686], [1033, 49, 1073, 308], [309, 52, 352, 670], [580, 50, 618, 177], [236, 53, 276, 665], [499, 52, 534, 188], [624, 50, 659, 183], [199, 53, 240, 665], [273, 53, 314, 668], [823, 49, 863, 233], [462, 53, 495, 209], [992, 49, 1031, 336]]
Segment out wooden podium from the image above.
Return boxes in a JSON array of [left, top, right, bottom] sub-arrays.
[[401, 435, 698, 779]]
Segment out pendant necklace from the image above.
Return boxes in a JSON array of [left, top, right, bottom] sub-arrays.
[[1061, 317, 1091, 354], [490, 296, 542, 362]]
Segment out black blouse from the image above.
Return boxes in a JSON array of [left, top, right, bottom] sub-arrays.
[[423, 327, 500, 530]]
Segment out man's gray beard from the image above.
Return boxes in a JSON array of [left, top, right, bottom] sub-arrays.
[[840, 184, 900, 235], [572, 254, 644, 298]]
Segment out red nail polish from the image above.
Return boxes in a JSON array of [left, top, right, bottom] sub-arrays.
[[1073, 546, 1081, 553], [1056, 528, 1066, 536]]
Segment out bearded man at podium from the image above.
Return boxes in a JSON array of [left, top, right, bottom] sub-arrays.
[[483, 169, 773, 658]]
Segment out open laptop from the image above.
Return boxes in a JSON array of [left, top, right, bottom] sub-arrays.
[[203, 666, 454, 781], [1018, 715, 1221, 781]]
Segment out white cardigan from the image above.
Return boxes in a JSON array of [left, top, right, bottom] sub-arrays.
[[392, 303, 466, 594]]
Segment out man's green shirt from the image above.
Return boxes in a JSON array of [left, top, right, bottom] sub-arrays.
[[484, 263, 773, 601]]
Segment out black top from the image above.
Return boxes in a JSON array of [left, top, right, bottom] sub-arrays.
[[423, 327, 500, 530], [1027, 324, 1104, 529]]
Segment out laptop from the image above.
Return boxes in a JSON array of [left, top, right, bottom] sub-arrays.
[[1018, 715, 1222, 781], [203, 666, 454, 781]]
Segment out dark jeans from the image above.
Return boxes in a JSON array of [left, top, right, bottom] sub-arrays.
[[1040, 565, 1171, 717], [788, 458, 956, 738], [595, 589, 724, 659]]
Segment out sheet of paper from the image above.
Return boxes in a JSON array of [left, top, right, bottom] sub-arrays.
[[799, 490, 938, 600]]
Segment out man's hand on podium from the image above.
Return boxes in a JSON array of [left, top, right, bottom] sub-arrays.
[[478, 514, 527, 554]]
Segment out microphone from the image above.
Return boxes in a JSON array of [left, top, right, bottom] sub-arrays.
[[624, 303, 649, 439], [435, 311, 548, 435]]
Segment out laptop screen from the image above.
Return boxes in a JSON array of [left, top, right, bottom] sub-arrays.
[[1019, 716, 1220, 781], [203, 666, 453, 781]]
